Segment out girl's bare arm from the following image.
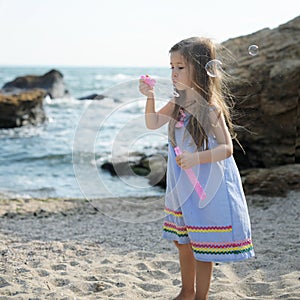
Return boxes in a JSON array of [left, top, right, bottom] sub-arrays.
[[139, 79, 175, 129], [145, 98, 175, 129]]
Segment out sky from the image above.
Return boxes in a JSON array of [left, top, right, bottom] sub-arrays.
[[0, 0, 299, 67]]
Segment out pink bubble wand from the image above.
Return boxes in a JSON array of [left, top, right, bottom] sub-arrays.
[[174, 146, 206, 200], [140, 75, 156, 88]]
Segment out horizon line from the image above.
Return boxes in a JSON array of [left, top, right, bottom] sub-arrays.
[[0, 64, 169, 69]]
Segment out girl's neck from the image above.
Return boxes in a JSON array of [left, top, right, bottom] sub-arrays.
[[182, 90, 196, 110], [183, 87, 196, 107]]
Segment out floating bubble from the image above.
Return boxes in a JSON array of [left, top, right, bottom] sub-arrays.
[[248, 44, 259, 56], [205, 59, 223, 78]]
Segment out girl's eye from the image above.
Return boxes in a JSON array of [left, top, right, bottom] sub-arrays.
[[170, 66, 184, 70]]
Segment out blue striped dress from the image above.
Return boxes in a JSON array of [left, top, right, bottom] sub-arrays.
[[162, 112, 255, 262]]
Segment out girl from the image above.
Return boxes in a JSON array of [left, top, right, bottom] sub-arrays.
[[139, 37, 254, 300]]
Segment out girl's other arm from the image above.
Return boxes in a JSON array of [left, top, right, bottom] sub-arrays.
[[175, 108, 234, 169], [196, 108, 233, 164]]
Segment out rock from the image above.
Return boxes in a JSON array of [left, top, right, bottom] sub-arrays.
[[222, 16, 300, 168], [0, 89, 46, 128], [140, 154, 167, 188], [2, 69, 69, 99], [100, 152, 167, 188], [241, 164, 300, 196], [100, 154, 147, 177], [78, 93, 105, 100]]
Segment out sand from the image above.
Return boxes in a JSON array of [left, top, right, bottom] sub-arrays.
[[0, 191, 299, 299]]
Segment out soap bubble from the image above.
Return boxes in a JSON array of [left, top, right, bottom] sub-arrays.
[[248, 44, 259, 56], [173, 90, 180, 97], [205, 59, 223, 78]]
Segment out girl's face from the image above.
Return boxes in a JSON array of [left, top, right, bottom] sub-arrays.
[[170, 51, 192, 91]]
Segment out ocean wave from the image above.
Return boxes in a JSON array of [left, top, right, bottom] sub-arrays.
[[0, 124, 45, 138], [0, 187, 57, 200], [94, 73, 136, 82], [12, 153, 73, 164], [0, 66, 169, 199]]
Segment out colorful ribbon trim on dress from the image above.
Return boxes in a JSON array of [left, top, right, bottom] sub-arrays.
[[163, 221, 188, 237], [164, 207, 183, 217], [191, 239, 253, 255], [163, 221, 233, 238], [187, 225, 232, 233]]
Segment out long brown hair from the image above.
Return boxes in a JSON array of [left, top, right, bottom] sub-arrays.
[[168, 37, 236, 150]]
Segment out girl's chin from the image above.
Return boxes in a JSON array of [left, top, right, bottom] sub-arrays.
[[174, 83, 190, 91], [175, 86, 185, 91]]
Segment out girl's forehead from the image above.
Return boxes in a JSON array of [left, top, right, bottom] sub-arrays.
[[170, 51, 185, 64]]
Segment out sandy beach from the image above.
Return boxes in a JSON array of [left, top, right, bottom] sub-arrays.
[[0, 192, 299, 300]]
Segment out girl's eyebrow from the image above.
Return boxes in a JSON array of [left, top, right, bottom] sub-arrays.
[[170, 61, 185, 65]]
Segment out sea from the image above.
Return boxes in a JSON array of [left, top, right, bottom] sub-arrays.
[[0, 66, 174, 200]]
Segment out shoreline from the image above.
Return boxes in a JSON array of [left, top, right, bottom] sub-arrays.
[[0, 192, 300, 299]]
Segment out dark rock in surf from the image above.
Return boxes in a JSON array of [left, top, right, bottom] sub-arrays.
[[0, 89, 46, 128], [78, 94, 105, 100], [2, 69, 69, 99]]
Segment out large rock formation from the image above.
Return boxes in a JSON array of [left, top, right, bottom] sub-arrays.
[[2, 69, 69, 99], [100, 16, 300, 196], [143, 16, 300, 195], [222, 16, 300, 169], [0, 89, 46, 128]]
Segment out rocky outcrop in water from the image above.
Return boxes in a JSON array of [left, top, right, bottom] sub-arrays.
[[0, 89, 46, 128], [78, 94, 105, 100], [2, 69, 69, 99], [222, 15, 300, 169], [0, 69, 69, 128], [100, 151, 167, 189]]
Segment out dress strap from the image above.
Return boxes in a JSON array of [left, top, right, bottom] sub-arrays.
[[209, 105, 217, 112]]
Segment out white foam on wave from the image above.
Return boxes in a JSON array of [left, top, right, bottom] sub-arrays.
[[95, 73, 135, 82]]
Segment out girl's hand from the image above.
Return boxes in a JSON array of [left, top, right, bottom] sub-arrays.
[[175, 151, 198, 169], [139, 79, 155, 98]]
